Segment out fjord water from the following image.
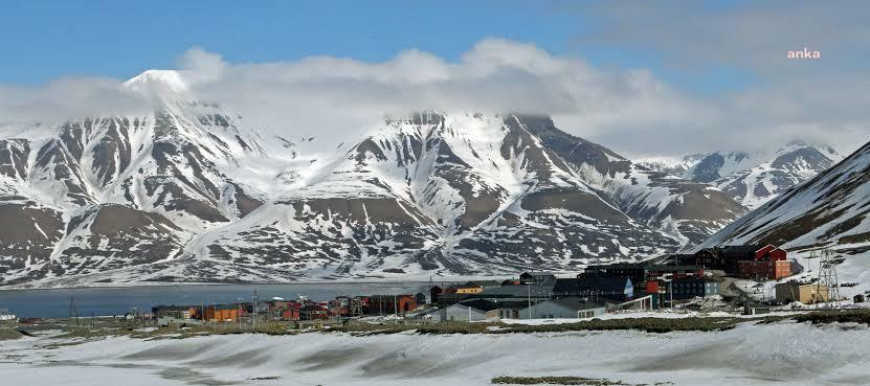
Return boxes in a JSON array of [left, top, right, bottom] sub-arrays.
[[0, 282, 429, 318]]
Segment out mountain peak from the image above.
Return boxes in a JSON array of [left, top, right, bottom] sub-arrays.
[[123, 69, 190, 93]]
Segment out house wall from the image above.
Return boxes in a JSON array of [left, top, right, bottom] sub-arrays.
[[739, 260, 791, 280], [776, 283, 829, 304], [769, 249, 787, 261], [455, 287, 483, 294], [444, 305, 488, 322], [520, 302, 605, 319], [672, 280, 720, 299]]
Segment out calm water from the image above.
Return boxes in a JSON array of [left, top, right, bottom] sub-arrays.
[[0, 282, 429, 318]]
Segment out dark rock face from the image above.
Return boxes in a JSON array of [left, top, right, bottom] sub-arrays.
[[641, 144, 841, 210], [0, 110, 746, 286], [710, 146, 838, 208], [0, 204, 64, 283], [690, 153, 727, 182], [0, 139, 29, 180], [770, 147, 833, 173], [57, 204, 184, 274], [519, 116, 746, 245]]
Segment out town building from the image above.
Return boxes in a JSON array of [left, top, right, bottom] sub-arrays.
[[486, 300, 529, 321], [694, 245, 787, 275], [520, 297, 606, 319], [365, 294, 418, 315], [552, 276, 633, 301], [468, 280, 503, 291], [152, 305, 197, 320], [437, 299, 498, 322], [775, 282, 830, 304], [452, 284, 484, 294], [520, 272, 558, 286], [429, 286, 443, 304], [475, 281, 555, 300], [585, 263, 704, 296], [738, 259, 792, 280], [671, 278, 721, 300]]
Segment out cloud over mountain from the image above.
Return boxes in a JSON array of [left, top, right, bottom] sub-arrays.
[[0, 37, 865, 158]]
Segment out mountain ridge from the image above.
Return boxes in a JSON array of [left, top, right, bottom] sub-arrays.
[[0, 75, 748, 287], [638, 142, 842, 209]]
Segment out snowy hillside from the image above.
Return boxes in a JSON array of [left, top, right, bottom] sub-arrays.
[[0, 71, 747, 287], [638, 142, 842, 209], [699, 139, 870, 255]]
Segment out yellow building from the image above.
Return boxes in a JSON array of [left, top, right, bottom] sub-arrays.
[[454, 285, 484, 294], [775, 282, 830, 304]]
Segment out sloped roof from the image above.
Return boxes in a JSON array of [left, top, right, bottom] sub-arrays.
[[541, 297, 606, 311], [479, 284, 554, 298], [553, 277, 630, 294], [456, 299, 499, 312], [720, 245, 764, 257]]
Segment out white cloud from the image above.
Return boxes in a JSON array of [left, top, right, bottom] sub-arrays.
[[0, 78, 153, 128], [0, 35, 866, 159], [182, 38, 715, 156]]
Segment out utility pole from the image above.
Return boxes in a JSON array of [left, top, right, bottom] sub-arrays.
[[527, 283, 531, 320], [252, 289, 259, 330], [237, 297, 243, 330], [69, 296, 79, 326]]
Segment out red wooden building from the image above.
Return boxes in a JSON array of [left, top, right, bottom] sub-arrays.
[[694, 244, 788, 276], [737, 245, 790, 279]]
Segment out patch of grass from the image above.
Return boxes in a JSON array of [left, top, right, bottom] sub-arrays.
[[331, 317, 742, 336], [492, 376, 673, 385], [793, 310, 870, 325], [0, 328, 23, 340], [492, 376, 622, 385]]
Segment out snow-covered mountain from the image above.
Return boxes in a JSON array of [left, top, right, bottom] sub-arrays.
[[0, 71, 747, 287], [638, 143, 842, 209], [699, 139, 870, 255]]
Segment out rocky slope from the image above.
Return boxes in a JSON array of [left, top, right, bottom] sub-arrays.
[[638, 143, 842, 209], [0, 71, 747, 287], [699, 139, 870, 255]]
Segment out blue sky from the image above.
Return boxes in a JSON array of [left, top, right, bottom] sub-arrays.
[[0, 0, 748, 94]]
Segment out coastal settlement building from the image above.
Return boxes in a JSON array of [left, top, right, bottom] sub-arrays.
[[775, 282, 830, 304], [689, 245, 791, 280], [522, 298, 606, 319]]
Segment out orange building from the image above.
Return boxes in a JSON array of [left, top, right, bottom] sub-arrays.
[[738, 259, 791, 280], [200, 305, 246, 322], [366, 295, 418, 314]]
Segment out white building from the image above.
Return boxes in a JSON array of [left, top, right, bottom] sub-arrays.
[[520, 298, 606, 319], [435, 300, 498, 322]]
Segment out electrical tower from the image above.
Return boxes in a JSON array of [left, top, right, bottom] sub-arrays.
[[817, 249, 840, 306], [349, 297, 363, 318]]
